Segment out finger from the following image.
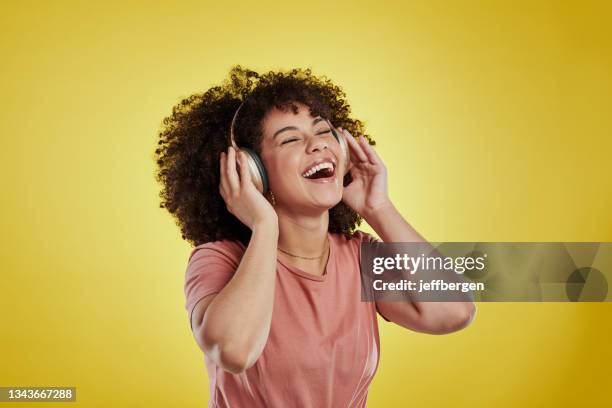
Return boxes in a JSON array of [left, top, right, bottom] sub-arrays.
[[219, 152, 229, 197], [237, 151, 251, 188], [359, 135, 381, 165], [226, 146, 240, 193], [342, 129, 369, 163], [346, 157, 354, 172]]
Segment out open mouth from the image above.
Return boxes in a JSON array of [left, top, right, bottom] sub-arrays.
[[301, 162, 336, 181]]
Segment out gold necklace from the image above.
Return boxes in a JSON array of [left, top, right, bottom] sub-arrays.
[[278, 236, 329, 260]]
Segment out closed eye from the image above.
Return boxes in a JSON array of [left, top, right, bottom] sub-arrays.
[[281, 138, 298, 145], [281, 130, 331, 145]]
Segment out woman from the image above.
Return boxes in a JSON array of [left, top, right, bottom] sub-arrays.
[[154, 65, 476, 407]]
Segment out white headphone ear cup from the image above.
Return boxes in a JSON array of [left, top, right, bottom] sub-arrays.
[[337, 130, 350, 175], [239, 147, 269, 194], [330, 125, 350, 175]]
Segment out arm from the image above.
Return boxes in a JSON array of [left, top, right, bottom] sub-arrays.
[[364, 200, 476, 335], [191, 146, 279, 373], [192, 220, 278, 374], [336, 128, 475, 335]]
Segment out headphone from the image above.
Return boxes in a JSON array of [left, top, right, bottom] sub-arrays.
[[228, 102, 351, 194]]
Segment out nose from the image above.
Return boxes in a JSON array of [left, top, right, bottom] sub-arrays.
[[306, 133, 329, 153]]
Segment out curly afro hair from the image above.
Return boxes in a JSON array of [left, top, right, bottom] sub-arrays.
[[154, 65, 377, 248]]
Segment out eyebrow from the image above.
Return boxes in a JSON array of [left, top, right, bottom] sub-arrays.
[[272, 117, 327, 139]]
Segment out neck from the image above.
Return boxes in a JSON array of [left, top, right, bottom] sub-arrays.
[[275, 209, 330, 258]]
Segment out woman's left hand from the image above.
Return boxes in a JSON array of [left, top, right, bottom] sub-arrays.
[[338, 128, 391, 217]]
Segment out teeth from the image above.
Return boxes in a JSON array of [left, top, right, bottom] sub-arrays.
[[302, 162, 334, 178]]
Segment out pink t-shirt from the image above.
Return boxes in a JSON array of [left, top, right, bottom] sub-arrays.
[[184, 230, 388, 408]]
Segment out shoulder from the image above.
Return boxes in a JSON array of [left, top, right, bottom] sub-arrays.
[[187, 239, 247, 267], [331, 230, 382, 254], [352, 230, 381, 243]]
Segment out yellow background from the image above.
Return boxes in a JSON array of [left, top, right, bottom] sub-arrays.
[[1, 1, 611, 407]]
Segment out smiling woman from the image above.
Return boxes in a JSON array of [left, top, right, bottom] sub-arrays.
[[154, 65, 389, 408], [155, 65, 475, 407]]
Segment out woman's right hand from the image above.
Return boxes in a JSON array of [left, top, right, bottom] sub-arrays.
[[219, 146, 278, 230]]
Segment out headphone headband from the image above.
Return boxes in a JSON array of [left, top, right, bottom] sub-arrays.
[[228, 101, 244, 150]]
